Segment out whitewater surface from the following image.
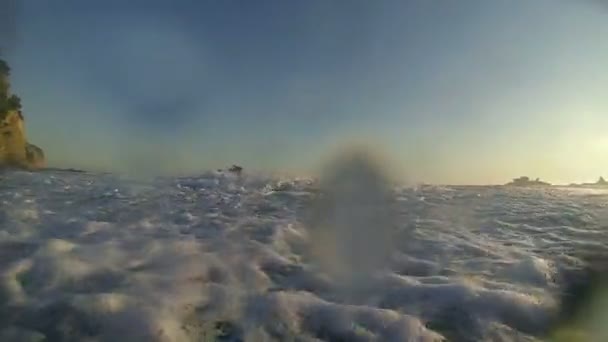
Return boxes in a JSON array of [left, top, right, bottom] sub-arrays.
[[1, 170, 608, 341]]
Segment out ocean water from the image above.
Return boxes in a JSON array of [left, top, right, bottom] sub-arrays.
[[1, 169, 607, 341]]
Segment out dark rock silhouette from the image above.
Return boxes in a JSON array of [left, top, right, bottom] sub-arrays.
[[506, 176, 551, 187], [228, 165, 243, 176]]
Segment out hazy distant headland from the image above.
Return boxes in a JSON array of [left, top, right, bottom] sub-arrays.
[[504, 176, 608, 189], [567, 176, 608, 188]]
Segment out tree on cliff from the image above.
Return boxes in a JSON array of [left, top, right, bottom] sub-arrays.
[[0, 57, 21, 116], [6, 94, 21, 110], [0, 58, 9, 76], [0, 58, 9, 100]]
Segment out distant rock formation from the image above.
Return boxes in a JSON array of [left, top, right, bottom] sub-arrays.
[[568, 176, 608, 188], [0, 58, 45, 170], [228, 165, 243, 176], [506, 176, 551, 187]]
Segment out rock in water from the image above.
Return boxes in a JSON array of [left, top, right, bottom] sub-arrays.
[[228, 165, 243, 176], [26, 142, 46, 169]]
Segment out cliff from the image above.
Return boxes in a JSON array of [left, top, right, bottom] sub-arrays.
[[0, 59, 45, 170]]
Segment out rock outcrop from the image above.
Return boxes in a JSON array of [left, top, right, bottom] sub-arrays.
[[506, 176, 551, 187], [0, 58, 45, 170], [228, 165, 243, 175], [568, 176, 608, 188]]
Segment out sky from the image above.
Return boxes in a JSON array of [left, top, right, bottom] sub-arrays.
[[1, 0, 607, 184]]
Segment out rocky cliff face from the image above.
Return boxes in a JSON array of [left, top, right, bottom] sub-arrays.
[[0, 110, 45, 169], [0, 110, 26, 165], [0, 59, 45, 170]]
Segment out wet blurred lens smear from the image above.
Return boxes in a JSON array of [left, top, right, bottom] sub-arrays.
[[550, 260, 608, 341], [308, 149, 396, 291]]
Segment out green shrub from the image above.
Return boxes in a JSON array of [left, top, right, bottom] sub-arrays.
[[0, 58, 21, 118]]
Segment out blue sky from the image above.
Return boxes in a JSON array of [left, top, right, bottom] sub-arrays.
[[2, 0, 608, 183]]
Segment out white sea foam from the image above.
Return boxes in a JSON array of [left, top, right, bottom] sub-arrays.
[[1, 169, 607, 341]]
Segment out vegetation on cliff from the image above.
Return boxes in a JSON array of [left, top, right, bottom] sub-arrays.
[[0, 58, 21, 117]]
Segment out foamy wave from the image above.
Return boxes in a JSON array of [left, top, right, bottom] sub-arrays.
[[1, 170, 607, 341]]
